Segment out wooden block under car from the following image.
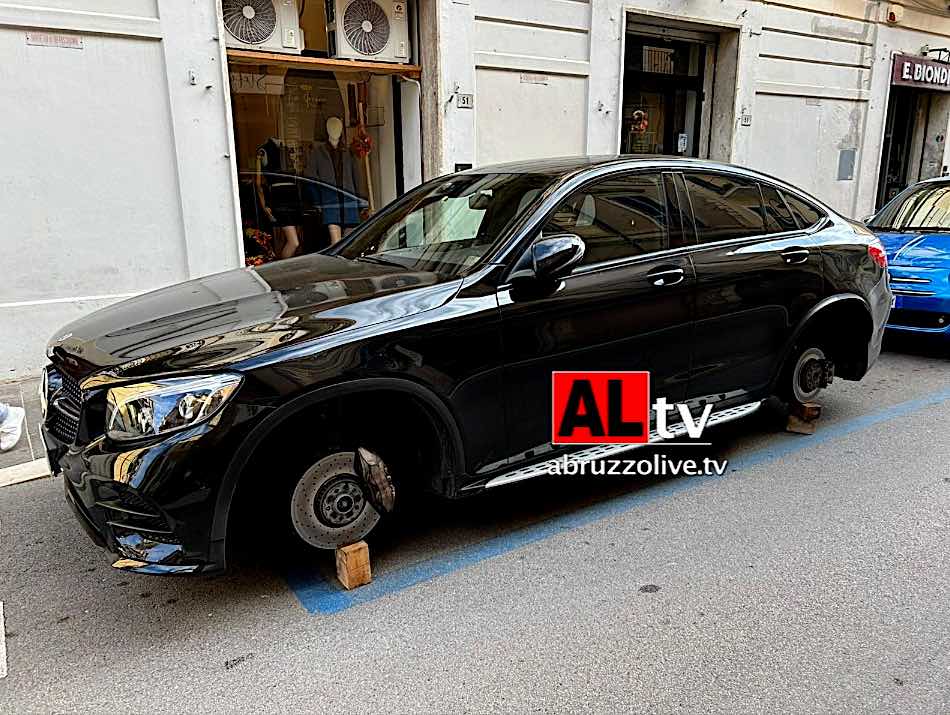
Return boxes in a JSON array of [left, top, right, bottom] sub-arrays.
[[786, 401, 822, 435], [335, 541, 372, 590]]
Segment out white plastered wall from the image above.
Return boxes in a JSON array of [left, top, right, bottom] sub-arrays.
[[0, 0, 241, 376], [426, 0, 950, 222]]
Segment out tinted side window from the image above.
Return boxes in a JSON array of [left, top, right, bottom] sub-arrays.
[[684, 173, 765, 243], [760, 183, 799, 233], [544, 174, 668, 266], [782, 192, 823, 229]]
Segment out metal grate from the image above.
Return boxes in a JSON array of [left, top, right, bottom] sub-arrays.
[[643, 47, 675, 75]]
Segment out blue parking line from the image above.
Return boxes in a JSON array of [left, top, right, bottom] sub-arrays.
[[287, 386, 950, 614]]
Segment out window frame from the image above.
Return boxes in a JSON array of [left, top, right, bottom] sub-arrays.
[[760, 182, 800, 235], [529, 169, 693, 277], [780, 189, 826, 232], [677, 169, 830, 251], [494, 163, 832, 285]]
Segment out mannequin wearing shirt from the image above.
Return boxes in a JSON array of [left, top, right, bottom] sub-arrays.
[[308, 117, 360, 246]]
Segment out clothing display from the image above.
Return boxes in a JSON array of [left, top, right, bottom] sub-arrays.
[[232, 69, 386, 261], [258, 138, 303, 227], [307, 141, 362, 227]]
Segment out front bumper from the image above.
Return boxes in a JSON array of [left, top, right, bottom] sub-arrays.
[[43, 414, 241, 575], [886, 267, 950, 337], [886, 298, 950, 336]]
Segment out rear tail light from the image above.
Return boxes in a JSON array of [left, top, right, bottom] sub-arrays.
[[868, 242, 888, 268]]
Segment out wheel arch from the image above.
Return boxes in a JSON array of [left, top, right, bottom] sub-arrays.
[[210, 377, 467, 549], [772, 293, 874, 388]]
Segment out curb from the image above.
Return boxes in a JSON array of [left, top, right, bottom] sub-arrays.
[[0, 459, 51, 488]]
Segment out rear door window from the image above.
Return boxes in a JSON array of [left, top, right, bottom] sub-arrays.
[[683, 173, 765, 243], [760, 183, 799, 233], [782, 192, 824, 230]]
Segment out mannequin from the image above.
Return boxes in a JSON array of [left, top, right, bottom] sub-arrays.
[[325, 118, 345, 245], [307, 116, 361, 246], [255, 137, 300, 259]]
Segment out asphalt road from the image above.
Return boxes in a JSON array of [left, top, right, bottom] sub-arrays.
[[1, 339, 949, 713]]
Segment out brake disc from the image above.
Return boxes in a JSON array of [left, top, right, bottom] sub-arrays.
[[290, 452, 381, 550]]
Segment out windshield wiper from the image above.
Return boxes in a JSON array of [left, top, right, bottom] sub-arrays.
[[356, 255, 406, 268], [899, 227, 950, 233]]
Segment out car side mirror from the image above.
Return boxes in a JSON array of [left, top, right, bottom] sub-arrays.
[[510, 234, 586, 282]]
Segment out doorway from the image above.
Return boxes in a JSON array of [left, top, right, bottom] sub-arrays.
[[877, 86, 950, 208], [878, 87, 922, 208], [622, 18, 720, 157]]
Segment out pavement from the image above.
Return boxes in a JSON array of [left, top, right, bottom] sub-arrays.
[[0, 376, 48, 485], [0, 338, 949, 713]]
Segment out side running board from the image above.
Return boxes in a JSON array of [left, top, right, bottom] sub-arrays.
[[482, 400, 764, 490]]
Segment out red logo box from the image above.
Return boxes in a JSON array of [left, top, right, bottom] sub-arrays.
[[552, 371, 651, 445]]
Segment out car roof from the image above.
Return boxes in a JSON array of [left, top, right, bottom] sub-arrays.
[[463, 155, 828, 206], [914, 175, 950, 187], [460, 155, 750, 176]]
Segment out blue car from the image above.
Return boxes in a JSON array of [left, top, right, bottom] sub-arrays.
[[867, 178, 950, 339]]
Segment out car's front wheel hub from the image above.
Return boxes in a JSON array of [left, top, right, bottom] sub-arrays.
[[290, 452, 382, 550], [316, 477, 365, 528]]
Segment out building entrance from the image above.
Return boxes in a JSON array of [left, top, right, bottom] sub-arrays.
[[877, 53, 950, 208], [622, 19, 719, 157]]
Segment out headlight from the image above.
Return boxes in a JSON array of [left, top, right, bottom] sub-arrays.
[[105, 374, 242, 442]]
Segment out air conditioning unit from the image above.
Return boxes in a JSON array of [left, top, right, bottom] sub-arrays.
[[222, 0, 303, 54], [326, 0, 411, 64]]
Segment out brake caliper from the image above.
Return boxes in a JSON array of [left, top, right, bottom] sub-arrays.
[[354, 447, 396, 514]]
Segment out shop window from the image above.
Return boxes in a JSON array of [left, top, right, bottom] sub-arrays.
[[230, 68, 394, 266], [544, 174, 668, 266], [684, 173, 765, 243]]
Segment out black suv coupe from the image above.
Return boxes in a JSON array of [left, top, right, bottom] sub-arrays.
[[42, 157, 892, 574]]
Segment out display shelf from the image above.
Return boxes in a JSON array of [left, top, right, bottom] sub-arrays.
[[226, 49, 422, 78]]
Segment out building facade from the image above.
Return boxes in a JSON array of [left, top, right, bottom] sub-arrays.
[[3, 0, 950, 374], [425, 0, 950, 215]]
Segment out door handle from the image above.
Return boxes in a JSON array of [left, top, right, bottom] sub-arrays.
[[647, 267, 686, 287], [781, 248, 810, 265]]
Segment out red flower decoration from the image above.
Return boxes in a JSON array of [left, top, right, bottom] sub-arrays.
[[351, 130, 373, 159]]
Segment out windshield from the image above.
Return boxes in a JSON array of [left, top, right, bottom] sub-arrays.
[[870, 183, 950, 231], [332, 173, 556, 274]]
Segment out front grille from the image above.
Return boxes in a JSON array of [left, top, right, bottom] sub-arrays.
[[47, 369, 82, 443], [50, 408, 80, 444], [61, 371, 82, 404], [888, 308, 949, 330]]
